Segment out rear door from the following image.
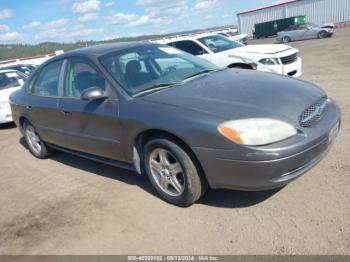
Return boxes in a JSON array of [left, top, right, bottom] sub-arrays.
[[25, 60, 64, 144], [57, 57, 124, 160]]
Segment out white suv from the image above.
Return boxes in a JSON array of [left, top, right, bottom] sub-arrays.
[[154, 34, 302, 77], [0, 69, 26, 124]]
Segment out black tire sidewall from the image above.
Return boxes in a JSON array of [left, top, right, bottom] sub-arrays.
[[143, 139, 203, 207]]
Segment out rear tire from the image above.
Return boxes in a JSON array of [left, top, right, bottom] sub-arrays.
[[282, 36, 291, 43], [23, 120, 54, 159], [143, 138, 207, 207]]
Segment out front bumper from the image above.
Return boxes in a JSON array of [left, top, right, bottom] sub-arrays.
[[192, 102, 340, 191], [263, 57, 302, 78], [194, 133, 335, 190], [0, 103, 13, 124]]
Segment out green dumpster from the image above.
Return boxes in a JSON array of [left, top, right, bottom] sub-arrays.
[[254, 15, 306, 38]]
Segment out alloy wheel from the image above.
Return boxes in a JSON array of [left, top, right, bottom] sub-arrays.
[[149, 148, 185, 197], [26, 125, 42, 154]]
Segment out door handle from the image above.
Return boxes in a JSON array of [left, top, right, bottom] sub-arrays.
[[61, 110, 72, 116]]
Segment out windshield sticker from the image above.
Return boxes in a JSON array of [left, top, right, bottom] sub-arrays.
[[158, 47, 183, 54]]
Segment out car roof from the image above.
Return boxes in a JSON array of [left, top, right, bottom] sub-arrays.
[[153, 33, 221, 44], [1, 64, 34, 69], [0, 69, 18, 74], [59, 41, 155, 58]]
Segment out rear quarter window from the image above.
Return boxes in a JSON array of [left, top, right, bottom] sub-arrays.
[[30, 60, 63, 97]]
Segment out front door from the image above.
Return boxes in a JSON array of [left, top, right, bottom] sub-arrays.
[[57, 57, 124, 161]]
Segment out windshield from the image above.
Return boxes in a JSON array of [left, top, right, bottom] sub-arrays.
[[100, 45, 218, 96], [197, 35, 243, 53], [0, 71, 26, 90]]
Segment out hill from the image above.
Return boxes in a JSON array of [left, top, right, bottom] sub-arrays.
[[0, 24, 236, 61]]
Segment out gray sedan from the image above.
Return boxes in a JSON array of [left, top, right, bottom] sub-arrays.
[[10, 42, 340, 206], [277, 23, 334, 43]]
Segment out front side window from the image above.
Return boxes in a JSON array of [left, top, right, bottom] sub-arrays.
[[197, 35, 243, 53], [298, 24, 309, 30], [100, 45, 218, 96], [64, 58, 106, 98], [0, 71, 26, 90], [306, 23, 318, 28], [31, 61, 63, 96]]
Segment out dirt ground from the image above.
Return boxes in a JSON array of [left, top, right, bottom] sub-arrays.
[[0, 27, 349, 255]]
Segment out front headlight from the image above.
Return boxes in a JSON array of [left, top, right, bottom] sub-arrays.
[[0, 102, 9, 109], [218, 118, 297, 146], [259, 58, 279, 65]]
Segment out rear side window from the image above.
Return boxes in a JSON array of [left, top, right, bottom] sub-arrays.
[[170, 40, 207, 56], [31, 61, 63, 97]]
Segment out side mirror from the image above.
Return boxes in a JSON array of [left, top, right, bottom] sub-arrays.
[[80, 86, 107, 101]]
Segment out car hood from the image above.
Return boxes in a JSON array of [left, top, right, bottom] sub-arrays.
[[321, 23, 335, 29], [0, 86, 22, 103], [142, 69, 326, 125], [226, 44, 291, 55]]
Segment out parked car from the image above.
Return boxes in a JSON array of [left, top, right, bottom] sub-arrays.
[[0, 64, 37, 76], [277, 23, 334, 43], [0, 69, 27, 124], [10, 43, 340, 206], [217, 32, 248, 45], [155, 34, 302, 77]]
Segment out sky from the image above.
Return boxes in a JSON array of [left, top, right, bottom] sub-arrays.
[[0, 0, 282, 44]]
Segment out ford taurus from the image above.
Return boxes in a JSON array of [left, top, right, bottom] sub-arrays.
[[10, 42, 340, 206]]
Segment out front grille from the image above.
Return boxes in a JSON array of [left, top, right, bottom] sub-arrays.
[[280, 52, 298, 65], [299, 97, 329, 127]]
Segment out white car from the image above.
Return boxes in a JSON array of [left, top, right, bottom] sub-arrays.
[[155, 34, 302, 77], [0, 69, 26, 124]]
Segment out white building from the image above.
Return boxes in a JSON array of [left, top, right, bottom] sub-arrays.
[[237, 0, 350, 36]]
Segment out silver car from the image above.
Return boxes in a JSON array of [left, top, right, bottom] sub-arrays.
[[277, 23, 334, 43]]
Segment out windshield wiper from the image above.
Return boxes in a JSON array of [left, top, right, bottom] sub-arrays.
[[134, 82, 181, 97], [182, 69, 223, 82]]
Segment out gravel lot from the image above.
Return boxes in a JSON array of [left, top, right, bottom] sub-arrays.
[[0, 27, 349, 255]]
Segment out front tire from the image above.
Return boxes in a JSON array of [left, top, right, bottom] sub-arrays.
[[23, 121, 54, 159], [318, 31, 328, 39], [143, 138, 207, 207]]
